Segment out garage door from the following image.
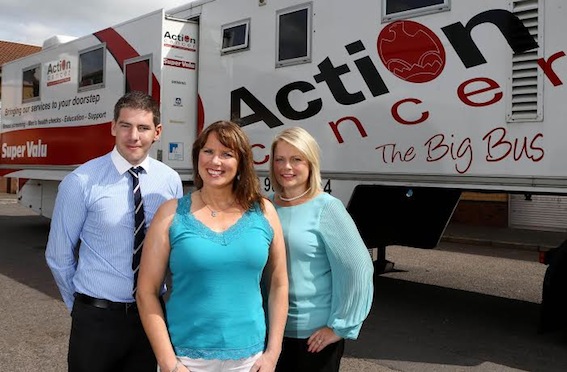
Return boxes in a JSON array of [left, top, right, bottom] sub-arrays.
[[509, 194, 567, 232]]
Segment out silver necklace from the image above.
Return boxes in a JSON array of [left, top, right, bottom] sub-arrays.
[[200, 191, 234, 217], [278, 188, 311, 202]]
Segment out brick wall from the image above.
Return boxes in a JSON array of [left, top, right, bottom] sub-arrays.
[[451, 200, 508, 227], [0, 177, 17, 194]]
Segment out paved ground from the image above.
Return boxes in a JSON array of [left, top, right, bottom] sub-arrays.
[[443, 223, 566, 251], [2, 192, 565, 372], [0, 194, 396, 371], [0, 193, 70, 371]]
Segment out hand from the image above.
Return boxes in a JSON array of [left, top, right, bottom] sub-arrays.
[[160, 360, 190, 372], [249, 351, 278, 372], [307, 327, 342, 353]]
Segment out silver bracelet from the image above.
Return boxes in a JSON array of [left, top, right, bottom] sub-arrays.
[[170, 359, 181, 372]]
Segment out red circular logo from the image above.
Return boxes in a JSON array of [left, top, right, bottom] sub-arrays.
[[377, 20, 446, 83]]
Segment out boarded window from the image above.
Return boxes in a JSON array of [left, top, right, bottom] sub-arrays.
[[22, 65, 41, 103]]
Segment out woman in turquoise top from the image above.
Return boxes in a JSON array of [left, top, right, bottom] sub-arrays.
[[269, 127, 374, 372], [136, 121, 288, 372]]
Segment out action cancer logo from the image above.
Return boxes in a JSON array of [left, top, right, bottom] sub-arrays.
[[163, 31, 196, 51], [377, 20, 446, 83], [46, 59, 72, 86]]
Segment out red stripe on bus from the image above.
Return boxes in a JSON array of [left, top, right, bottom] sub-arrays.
[[0, 123, 114, 165], [94, 28, 161, 103]]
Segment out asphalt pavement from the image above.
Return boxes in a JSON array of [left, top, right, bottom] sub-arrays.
[[0, 193, 398, 371], [442, 222, 566, 251], [2, 191, 566, 372]]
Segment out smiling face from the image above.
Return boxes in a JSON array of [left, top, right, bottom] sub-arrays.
[[198, 132, 239, 189], [111, 107, 161, 166], [273, 140, 310, 196]]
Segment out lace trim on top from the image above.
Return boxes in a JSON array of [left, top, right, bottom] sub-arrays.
[[175, 341, 264, 360], [173, 193, 273, 246], [171, 194, 269, 359]]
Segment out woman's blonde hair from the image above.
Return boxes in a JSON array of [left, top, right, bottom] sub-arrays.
[[269, 127, 322, 198]]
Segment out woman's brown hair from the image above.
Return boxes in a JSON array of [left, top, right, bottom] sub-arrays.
[[192, 121, 264, 211]]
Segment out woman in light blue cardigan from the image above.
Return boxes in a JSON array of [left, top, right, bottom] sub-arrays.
[[269, 127, 374, 372]]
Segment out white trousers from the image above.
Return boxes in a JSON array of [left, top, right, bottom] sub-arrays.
[[177, 352, 262, 372]]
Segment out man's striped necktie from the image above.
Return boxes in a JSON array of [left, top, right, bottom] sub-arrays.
[[128, 166, 146, 296]]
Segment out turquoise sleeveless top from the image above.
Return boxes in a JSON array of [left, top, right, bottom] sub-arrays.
[[166, 193, 273, 360]]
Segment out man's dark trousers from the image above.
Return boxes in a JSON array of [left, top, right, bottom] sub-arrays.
[[68, 298, 156, 372]]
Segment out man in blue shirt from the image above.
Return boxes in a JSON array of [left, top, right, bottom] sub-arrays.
[[46, 91, 183, 372]]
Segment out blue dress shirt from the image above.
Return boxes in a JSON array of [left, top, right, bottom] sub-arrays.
[[46, 148, 183, 311]]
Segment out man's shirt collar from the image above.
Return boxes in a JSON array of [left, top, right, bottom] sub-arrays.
[[111, 147, 151, 175]]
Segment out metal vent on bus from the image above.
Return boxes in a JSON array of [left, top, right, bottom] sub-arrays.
[[507, 0, 542, 123]]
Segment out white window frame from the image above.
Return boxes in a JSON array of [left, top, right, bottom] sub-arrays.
[[381, 0, 450, 23], [221, 18, 251, 54], [22, 64, 41, 103], [124, 55, 153, 95], [78, 44, 106, 92], [276, 2, 312, 68]]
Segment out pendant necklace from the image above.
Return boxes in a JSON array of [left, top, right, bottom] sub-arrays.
[[200, 191, 234, 217], [278, 188, 311, 202]]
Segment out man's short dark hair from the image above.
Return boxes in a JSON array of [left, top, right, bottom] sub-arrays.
[[113, 91, 160, 126]]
